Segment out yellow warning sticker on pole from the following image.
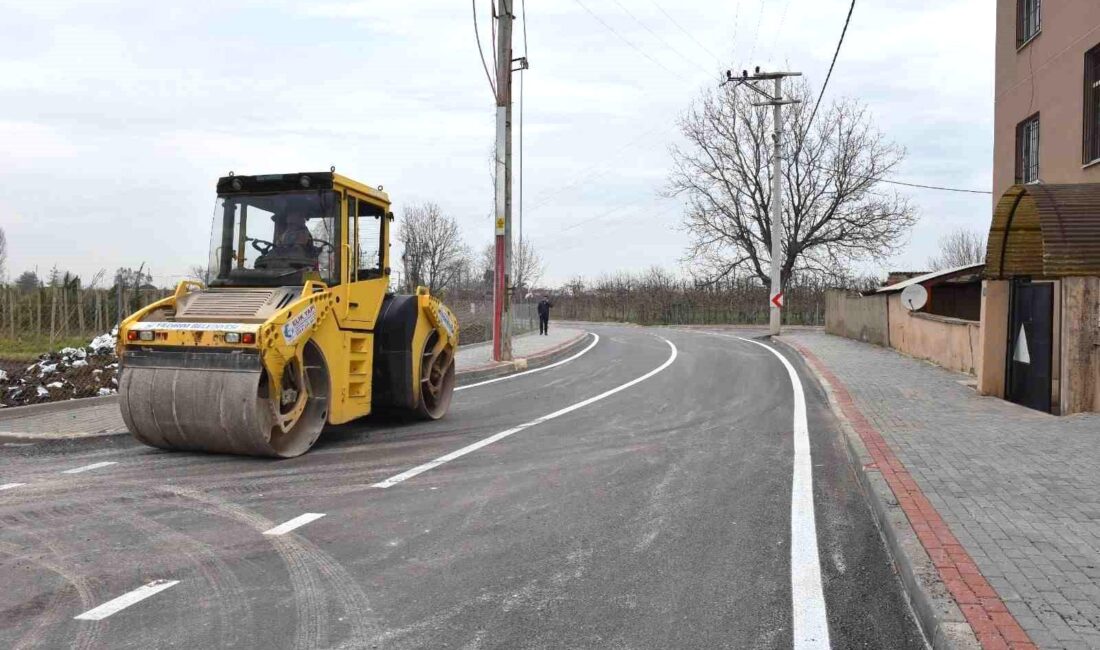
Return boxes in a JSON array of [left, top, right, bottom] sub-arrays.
[[495, 217, 505, 235]]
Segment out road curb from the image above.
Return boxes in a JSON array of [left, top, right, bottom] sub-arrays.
[[773, 336, 982, 650], [455, 330, 592, 386], [0, 332, 594, 441], [0, 394, 119, 423]]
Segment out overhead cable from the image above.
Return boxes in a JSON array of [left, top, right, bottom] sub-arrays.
[[609, 0, 714, 77], [571, 0, 679, 76], [472, 0, 497, 97], [785, 158, 992, 195], [804, 0, 856, 135], [647, 0, 724, 65]]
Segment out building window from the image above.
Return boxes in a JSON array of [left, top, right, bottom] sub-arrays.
[[1017, 0, 1041, 47], [1085, 45, 1100, 164], [1016, 114, 1040, 184]]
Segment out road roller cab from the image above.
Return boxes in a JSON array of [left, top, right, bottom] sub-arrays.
[[117, 171, 459, 457]]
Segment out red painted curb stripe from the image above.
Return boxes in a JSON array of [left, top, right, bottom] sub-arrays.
[[787, 340, 1037, 650]]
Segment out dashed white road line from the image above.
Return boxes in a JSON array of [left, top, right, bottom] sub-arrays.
[[61, 461, 118, 474], [737, 336, 831, 650], [373, 337, 678, 489], [74, 579, 180, 621], [455, 333, 600, 391], [262, 513, 326, 536], [0, 482, 26, 491]]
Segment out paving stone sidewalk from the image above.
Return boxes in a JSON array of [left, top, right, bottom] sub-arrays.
[[0, 327, 585, 441], [455, 326, 583, 369], [785, 330, 1100, 649]]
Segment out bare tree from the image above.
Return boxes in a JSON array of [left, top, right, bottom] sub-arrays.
[[480, 239, 545, 296], [87, 269, 107, 289], [927, 228, 986, 270], [188, 264, 214, 284], [0, 227, 6, 282], [398, 202, 470, 295], [668, 79, 917, 286]]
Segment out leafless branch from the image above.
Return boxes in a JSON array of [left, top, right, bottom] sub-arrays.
[[398, 202, 471, 295], [668, 80, 918, 285]]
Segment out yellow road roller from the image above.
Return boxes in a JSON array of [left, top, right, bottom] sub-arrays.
[[117, 171, 459, 457]]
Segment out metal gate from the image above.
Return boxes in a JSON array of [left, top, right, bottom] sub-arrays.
[[1006, 280, 1054, 412]]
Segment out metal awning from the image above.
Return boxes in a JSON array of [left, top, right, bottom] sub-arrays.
[[986, 184, 1100, 279], [875, 263, 985, 294]]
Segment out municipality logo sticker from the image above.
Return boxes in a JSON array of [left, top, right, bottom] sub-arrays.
[[282, 305, 318, 345]]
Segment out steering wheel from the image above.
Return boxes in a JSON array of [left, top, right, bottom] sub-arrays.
[[249, 238, 275, 255], [312, 239, 334, 252]]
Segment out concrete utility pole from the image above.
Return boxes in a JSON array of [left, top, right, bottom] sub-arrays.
[[491, 0, 514, 362], [724, 68, 802, 336]]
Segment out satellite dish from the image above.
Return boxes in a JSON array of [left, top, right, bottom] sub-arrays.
[[900, 284, 928, 311]]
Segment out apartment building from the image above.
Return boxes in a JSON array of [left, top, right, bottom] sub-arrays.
[[979, 0, 1100, 414], [993, 0, 1100, 197]]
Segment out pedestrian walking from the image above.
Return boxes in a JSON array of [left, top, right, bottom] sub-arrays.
[[537, 296, 552, 335]]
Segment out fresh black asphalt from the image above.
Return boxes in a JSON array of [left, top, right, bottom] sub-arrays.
[[0, 324, 924, 649]]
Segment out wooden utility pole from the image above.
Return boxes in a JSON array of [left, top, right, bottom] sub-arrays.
[[491, 0, 515, 362], [724, 68, 802, 336]]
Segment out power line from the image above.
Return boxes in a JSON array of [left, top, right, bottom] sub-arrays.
[[472, 0, 497, 97], [520, 0, 529, 57], [541, 195, 675, 249], [647, 0, 724, 65], [768, 0, 793, 61], [571, 0, 679, 76], [608, 0, 714, 77], [787, 158, 992, 195], [804, 0, 855, 135], [875, 178, 991, 195], [525, 122, 673, 212], [528, 3, 731, 214], [745, 0, 766, 68], [728, 1, 740, 68], [519, 0, 528, 254], [491, 0, 498, 75]]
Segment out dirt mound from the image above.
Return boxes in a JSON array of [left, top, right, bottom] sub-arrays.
[[0, 331, 119, 408]]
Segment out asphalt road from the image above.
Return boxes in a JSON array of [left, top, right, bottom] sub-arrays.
[[0, 324, 924, 649]]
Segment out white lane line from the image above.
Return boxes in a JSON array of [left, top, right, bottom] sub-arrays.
[[0, 483, 26, 491], [738, 337, 830, 649], [456, 333, 600, 392], [61, 461, 118, 474], [373, 337, 678, 489], [74, 579, 180, 621], [262, 513, 326, 536]]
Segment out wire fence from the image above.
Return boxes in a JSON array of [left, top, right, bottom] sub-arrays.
[[448, 298, 538, 346], [0, 285, 171, 355], [0, 285, 538, 407], [0, 285, 172, 407], [551, 279, 828, 327]]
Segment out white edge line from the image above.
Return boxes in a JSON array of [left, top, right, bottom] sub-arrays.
[[262, 512, 327, 536], [455, 333, 600, 391], [74, 579, 180, 621], [61, 461, 118, 475], [0, 482, 26, 491], [736, 336, 831, 649], [372, 337, 677, 489]]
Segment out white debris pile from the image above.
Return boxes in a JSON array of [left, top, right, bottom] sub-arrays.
[[0, 330, 120, 407], [89, 331, 117, 355]]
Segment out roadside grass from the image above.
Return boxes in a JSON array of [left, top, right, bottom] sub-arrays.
[[0, 335, 92, 361]]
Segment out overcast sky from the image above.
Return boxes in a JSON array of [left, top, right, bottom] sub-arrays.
[[0, 0, 993, 287]]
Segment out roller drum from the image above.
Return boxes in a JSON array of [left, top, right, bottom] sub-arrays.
[[119, 366, 326, 458]]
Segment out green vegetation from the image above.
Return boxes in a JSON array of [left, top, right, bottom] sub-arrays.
[[0, 335, 92, 361]]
